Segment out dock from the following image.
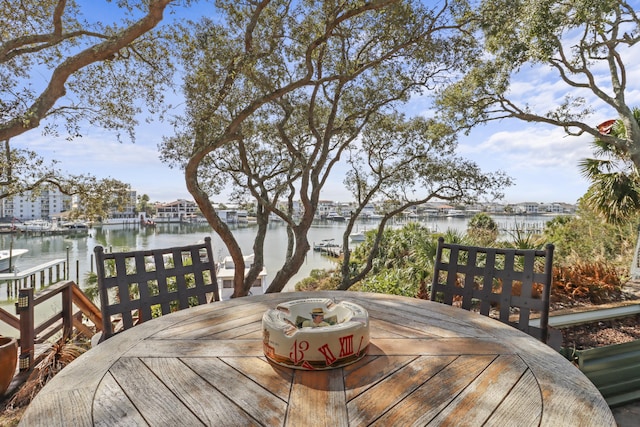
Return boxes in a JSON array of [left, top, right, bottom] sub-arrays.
[[319, 246, 343, 258]]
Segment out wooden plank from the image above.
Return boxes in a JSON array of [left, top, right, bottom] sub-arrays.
[[18, 387, 94, 427], [152, 301, 270, 339], [427, 355, 529, 425], [343, 355, 418, 401], [109, 357, 203, 425], [345, 293, 509, 338], [0, 305, 19, 329], [368, 355, 496, 426], [511, 336, 616, 426], [93, 372, 148, 427], [286, 369, 347, 427], [221, 356, 294, 401], [347, 355, 461, 426], [368, 337, 512, 356], [347, 297, 479, 337], [17, 292, 616, 427], [71, 283, 103, 330], [484, 369, 542, 427], [73, 313, 95, 338], [185, 356, 287, 426], [142, 357, 261, 426], [125, 338, 264, 357], [369, 318, 440, 339]]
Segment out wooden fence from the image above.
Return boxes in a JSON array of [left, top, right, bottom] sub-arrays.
[[0, 280, 102, 371]]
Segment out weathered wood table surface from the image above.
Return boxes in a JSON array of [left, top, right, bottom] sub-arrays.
[[20, 291, 615, 426]]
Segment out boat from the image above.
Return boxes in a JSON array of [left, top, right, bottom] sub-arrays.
[[216, 253, 267, 300], [0, 248, 28, 272], [16, 220, 53, 232], [326, 212, 346, 222], [349, 230, 366, 242], [61, 221, 89, 230], [0, 225, 17, 234], [366, 213, 384, 220], [445, 209, 466, 218], [314, 238, 341, 251]]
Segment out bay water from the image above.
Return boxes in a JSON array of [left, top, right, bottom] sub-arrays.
[[0, 214, 552, 335]]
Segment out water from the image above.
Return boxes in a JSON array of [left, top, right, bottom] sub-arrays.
[[0, 214, 556, 335], [0, 222, 342, 299]]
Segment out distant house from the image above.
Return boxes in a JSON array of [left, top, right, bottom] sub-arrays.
[[544, 202, 576, 214], [155, 199, 198, 222], [317, 200, 337, 219], [514, 202, 541, 214], [217, 209, 249, 224]]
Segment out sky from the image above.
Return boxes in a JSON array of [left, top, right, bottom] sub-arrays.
[[11, 2, 640, 206]]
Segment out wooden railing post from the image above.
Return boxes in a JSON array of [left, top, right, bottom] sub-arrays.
[[62, 283, 73, 341], [16, 287, 34, 371]]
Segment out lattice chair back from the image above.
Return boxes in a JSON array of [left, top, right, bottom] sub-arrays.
[[430, 237, 555, 344], [94, 237, 219, 341]]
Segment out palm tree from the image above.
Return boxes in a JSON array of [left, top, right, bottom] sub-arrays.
[[579, 108, 640, 224]]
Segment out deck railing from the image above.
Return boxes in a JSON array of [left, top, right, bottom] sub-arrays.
[[0, 280, 102, 371], [0, 259, 67, 298]]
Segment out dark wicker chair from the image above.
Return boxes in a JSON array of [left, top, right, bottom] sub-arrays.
[[94, 237, 219, 342], [430, 237, 559, 347]]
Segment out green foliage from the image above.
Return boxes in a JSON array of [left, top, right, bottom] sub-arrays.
[[0, 2, 186, 206], [302, 204, 638, 301], [136, 194, 156, 216], [500, 223, 546, 250], [543, 200, 638, 274], [467, 212, 498, 245], [349, 223, 438, 297], [82, 272, 99, 305], [579, 108, 640, 224], [295, 269, 339, 292]]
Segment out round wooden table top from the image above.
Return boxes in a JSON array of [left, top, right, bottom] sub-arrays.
[[20, 291, 615, 426]]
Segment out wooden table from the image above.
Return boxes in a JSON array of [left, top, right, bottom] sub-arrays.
[[20, 291, 615, 426]]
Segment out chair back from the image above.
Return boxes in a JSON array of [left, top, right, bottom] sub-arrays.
[[431, 237, 554, 343], [94, 237, 219, 341]]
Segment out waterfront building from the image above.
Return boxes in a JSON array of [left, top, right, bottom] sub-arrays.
[[1, 188, 71, 221], [107, 189, 138, 221], [155, 199, 198, 222]]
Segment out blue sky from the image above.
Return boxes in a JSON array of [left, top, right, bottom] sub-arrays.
[[12, 2, 640, 205]]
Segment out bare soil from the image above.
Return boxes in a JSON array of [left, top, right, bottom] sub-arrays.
[[561, 313, 640, 350], [557, 283, 640, 350]]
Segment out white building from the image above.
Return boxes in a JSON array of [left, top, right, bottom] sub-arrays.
[[1, 188, 72, 221], [155, 199, 198, 222], [107, 190, 138, 221]]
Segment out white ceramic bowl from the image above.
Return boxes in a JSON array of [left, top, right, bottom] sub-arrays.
[[262, 298, 370, 370]]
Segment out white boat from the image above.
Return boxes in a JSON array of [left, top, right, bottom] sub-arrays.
[[367, 213, 384, 220], [314, 238, 341, 251], [0, 248, 28, 272], [216, 253, 267, 300], [16, 219, 53, 231], [349, 230, 366, 242], [445, 209, 466, 218]]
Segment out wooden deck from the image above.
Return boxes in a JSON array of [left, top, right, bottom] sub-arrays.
[[19, 291, 615, 426]]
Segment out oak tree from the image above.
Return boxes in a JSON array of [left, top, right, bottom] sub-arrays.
[[163, 0, 495, 295], [1, 0, 187, 206], [438, 1, 640, 171]]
